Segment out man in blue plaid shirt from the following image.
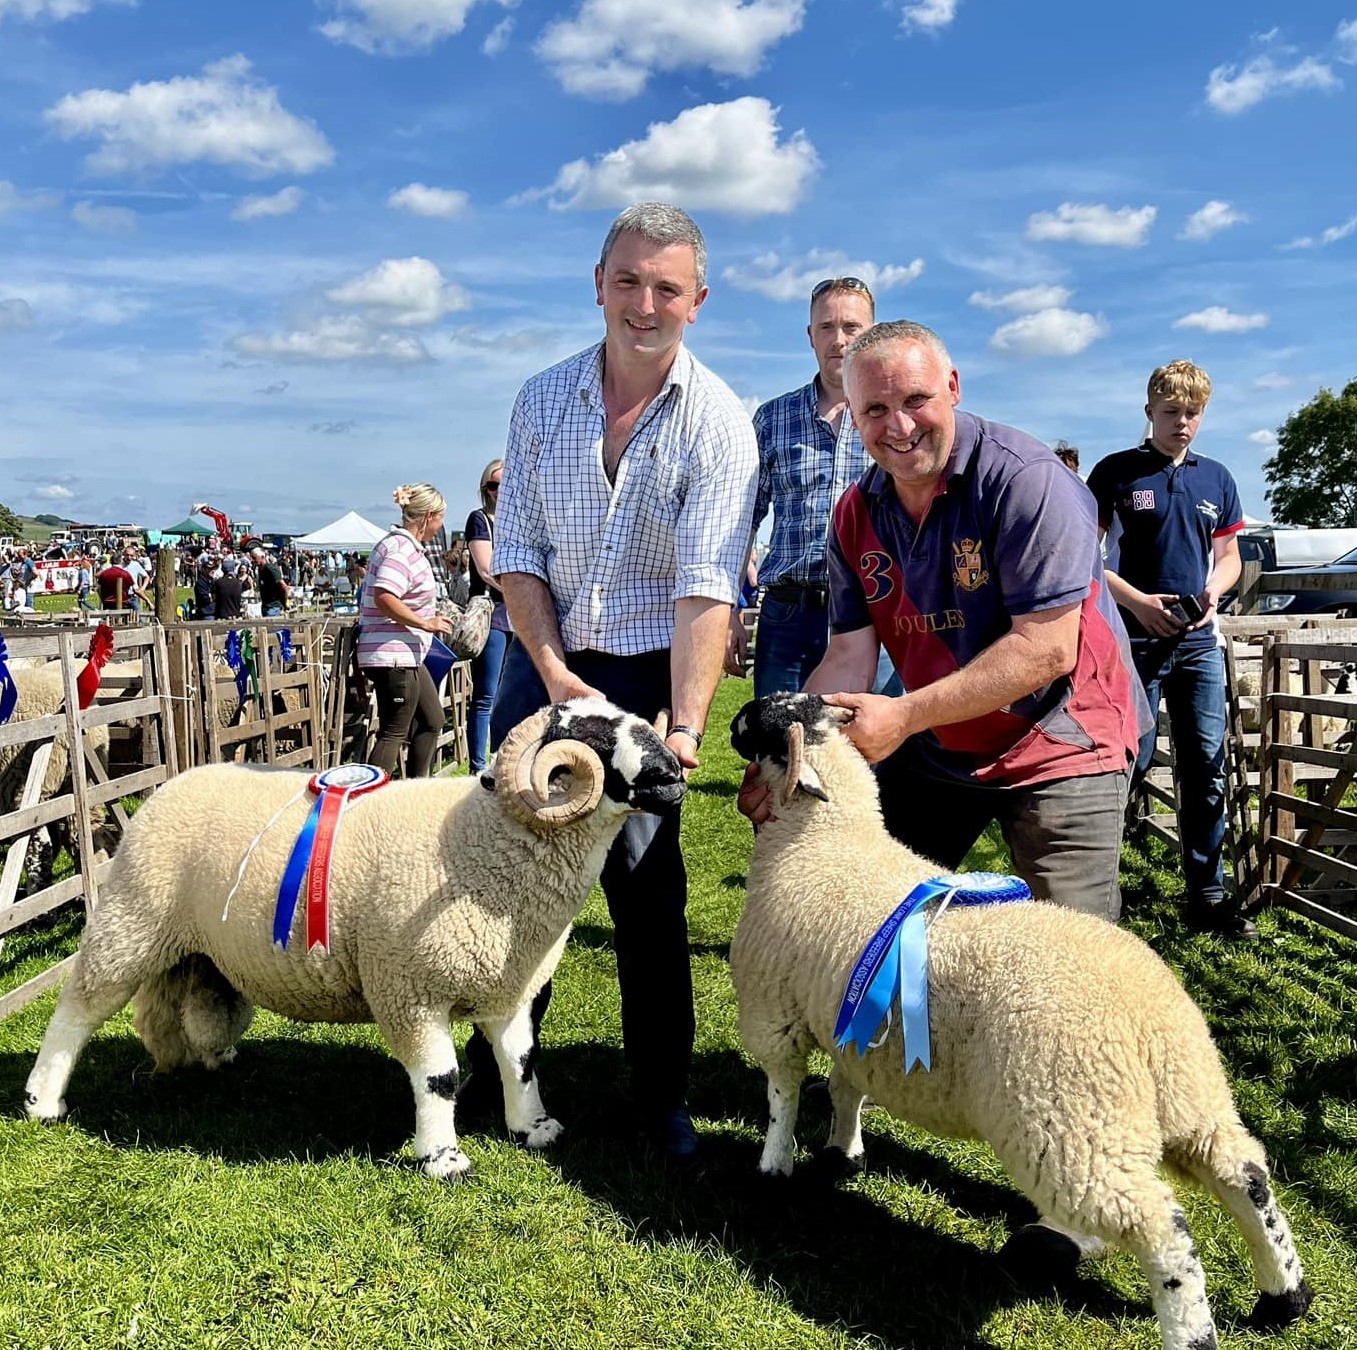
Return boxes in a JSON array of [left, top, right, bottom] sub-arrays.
[[727, 277, 900, 697]]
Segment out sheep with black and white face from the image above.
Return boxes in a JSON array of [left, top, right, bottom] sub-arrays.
[[729, 691, 1313, 1350], [25, 698, 685, 1181]]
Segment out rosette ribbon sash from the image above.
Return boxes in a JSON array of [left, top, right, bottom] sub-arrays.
[[274, 764, 389, 952], [833, 871, 1032, 1074]]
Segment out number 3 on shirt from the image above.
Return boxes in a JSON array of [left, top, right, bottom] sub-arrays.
[[859, 550, 896, 603]]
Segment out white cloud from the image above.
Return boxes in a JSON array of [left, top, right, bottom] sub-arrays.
[[968, 284, 1072, 313], [1, 280, 145, 326], [1173, 306, 1269, 334], [45, 55, 335, 177], [0, 0, 131, 20], [1247, 429, 1278, 446], [531, 97, 818, 215], [319, 0, 513, 55], [231, 186, 305, 222], [324, 256, 470, 326], [1339, 18, 1357, 63], [33, 483, 74, 500], [1179, 200, 1248, 241], [1284, 212, 1357, 249], [71, 200, 136, 233], [0, 180, 61, 215], [1252, 372, 1292, 390], [482, 15, 512, 54], [230, 315, 432, 364], [988, 308, 1109, 358], [537, 0, 804, 100], [899, 0, 957, 34], [387, 182, 470, 219], [723, 249, 924, 301], [1205, 54, 1339, 114], [1026, 202, 1156, 247], [0, 298, 34, 332]]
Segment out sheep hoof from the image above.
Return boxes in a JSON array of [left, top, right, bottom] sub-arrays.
[[1249, 1280, 1315, 1329], [756, 1157, 794, 1179], [24, 1092, 67, 1124], [997, 1224, 1083, 1286], [806, 1145, 864, 1186], [419, 1146, 474, 1182], [517, 1116, 564, 1150]]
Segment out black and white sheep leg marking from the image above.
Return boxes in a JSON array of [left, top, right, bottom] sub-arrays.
[[383, 1010, 473, 1181], [25, 970, 146, 1122], [478, 1002, 562, 1149], [1129, 1207, 1219, 1350], [1186, 1157, 1313, 1328], [823, 1065, 866, 1169], [758, 1062, 806, 1177]]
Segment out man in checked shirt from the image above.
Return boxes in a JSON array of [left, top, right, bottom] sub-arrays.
[[726, 276, 902, 698], [466, 202, 759, 1160]]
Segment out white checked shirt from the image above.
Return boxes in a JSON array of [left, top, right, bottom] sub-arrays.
[[494, 341, 759, 656]]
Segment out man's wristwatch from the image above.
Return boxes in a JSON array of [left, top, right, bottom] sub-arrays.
[[670, 724, 704, 749]]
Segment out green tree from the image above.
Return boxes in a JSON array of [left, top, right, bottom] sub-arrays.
[[1263, 377, 1357, 526], [0, 501, 23, 538]]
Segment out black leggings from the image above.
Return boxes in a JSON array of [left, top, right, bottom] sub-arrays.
[[364, 664, 444, 778]]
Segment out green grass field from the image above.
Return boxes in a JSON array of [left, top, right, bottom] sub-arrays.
[[2, 677, 1355, 1348]]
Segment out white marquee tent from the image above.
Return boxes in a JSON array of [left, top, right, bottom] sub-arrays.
[[291, 511, 387, 551]]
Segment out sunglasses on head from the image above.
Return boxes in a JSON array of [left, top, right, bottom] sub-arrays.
[[811, 276, 873, 302]]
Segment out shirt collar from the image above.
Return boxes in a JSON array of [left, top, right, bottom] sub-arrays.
[[859, 409, 981, 500], [1140, 438, 1200, 468], [577, 340, 691, 409]]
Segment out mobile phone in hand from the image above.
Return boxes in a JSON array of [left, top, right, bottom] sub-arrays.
[[1167, 594, 1206, 625]]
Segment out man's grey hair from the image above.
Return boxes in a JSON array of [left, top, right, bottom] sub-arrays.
[[843, 320, 953, 379], [599, 202, 707, 291]]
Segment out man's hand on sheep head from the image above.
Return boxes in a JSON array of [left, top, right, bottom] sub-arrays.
[[820, 691, 909, 764]]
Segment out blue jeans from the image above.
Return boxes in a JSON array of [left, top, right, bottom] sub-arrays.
[[467, 627, 508, 772], [1131, 638, 1228, 906], [753, 594, 827, 698], [263, 602, 284, 617], [754, 594, 902, 697]]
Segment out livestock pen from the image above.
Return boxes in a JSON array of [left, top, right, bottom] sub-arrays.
[[2, 669, 1356, 1349]]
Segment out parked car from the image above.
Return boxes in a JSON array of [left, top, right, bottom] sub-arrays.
[[1221, 527, 1357, 614], [1248, 545, 1357, 618]]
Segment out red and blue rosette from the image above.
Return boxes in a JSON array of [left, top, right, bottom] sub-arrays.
[[833, 871, 1031, 1074], [274, 764, 389, 952]]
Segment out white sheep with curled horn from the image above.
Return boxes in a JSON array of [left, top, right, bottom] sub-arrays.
[[728, 691, 1314, 1350], [24, 698, 685, 1181]]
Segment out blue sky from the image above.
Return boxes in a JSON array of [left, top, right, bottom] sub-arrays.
[[1, 0, 1354, 535]]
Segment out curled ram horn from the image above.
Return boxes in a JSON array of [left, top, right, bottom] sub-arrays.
[[495, 707, 604, 831], [653, 707, 670, 740]]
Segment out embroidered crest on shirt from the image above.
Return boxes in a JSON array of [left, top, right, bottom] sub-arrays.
[[951, 539, 989, 592], [1197, 499, 1220, 523]]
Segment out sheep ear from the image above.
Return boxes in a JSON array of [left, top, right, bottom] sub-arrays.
[[780, 721, 829, 806]]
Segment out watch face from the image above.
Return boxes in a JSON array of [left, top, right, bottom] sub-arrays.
[[311, 764, 389, 793]]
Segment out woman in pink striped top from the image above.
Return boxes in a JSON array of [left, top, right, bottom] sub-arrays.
[[358, 483, 455, 777]]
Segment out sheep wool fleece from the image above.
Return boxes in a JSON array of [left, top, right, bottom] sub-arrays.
[[24, 700, 688, 1181], [729, 692, 1313, 1350]]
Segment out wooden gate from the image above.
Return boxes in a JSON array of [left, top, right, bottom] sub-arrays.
[[0, 625, 177, 1017]]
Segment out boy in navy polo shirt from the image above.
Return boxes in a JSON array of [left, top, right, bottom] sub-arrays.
[[1087, 361, 1252, 938]]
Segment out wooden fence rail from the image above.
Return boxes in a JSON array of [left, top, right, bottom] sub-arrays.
[[0, 624, 176, 1019], [1, 617, 472, 1018]]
